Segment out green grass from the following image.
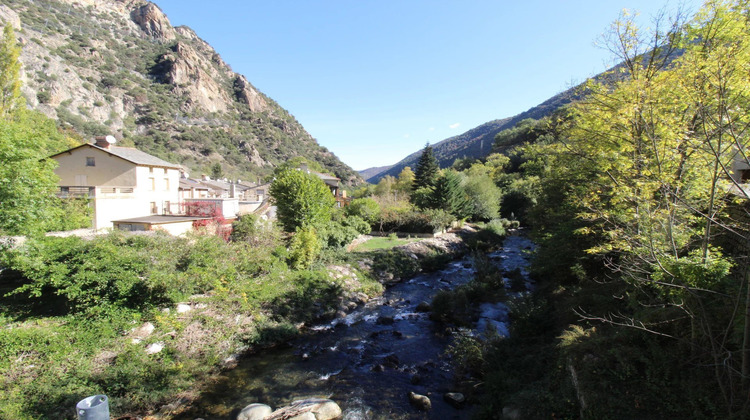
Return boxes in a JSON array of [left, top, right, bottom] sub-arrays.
[[352, 236, 417, 252]]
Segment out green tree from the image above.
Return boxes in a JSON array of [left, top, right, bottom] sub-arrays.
[[345, 197, 381, 225], [0, 27, 75, 235], [463, 171, 502, 221], [394, 166, 415, 198], [412, 143, 439, 191], [374, 175, 395, 197], [270, 168, 335, 232], [429, 170, 468, 218], [0, 122, 60, 235], [288, 226, 321, 269], [210, 162, 223, 179], [0, 24, 22, 119]]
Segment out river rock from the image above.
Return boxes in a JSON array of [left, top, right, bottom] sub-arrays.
[[376, 315, 395, 325], [415, 301, 431, 312], [383, 354, 400, 368], [408, 392, 431, 411], [237, 403, 272, 420], [266, 398, 342, 420], [443, 392, 465, 408]]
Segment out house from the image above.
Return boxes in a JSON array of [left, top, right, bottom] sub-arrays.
[[50, 136, 204, 232], [299, 164, 350, 207]]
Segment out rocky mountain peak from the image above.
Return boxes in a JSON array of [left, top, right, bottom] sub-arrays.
[[130, 2, 174, 40], [0, 0, 362, 185]]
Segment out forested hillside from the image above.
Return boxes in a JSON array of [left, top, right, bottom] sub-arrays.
[[0, 0, 361, 184], [449, 2, 750, 418]]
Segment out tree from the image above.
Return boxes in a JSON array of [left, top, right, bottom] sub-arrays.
[[270, 168, 335, 232], [345, 197, 381, 225], [394, 166, 415, 198], [463, 171, 502, 221], [374, 175, 395, 197], [0, 122, 60, 235], [0, 24, 22, 119], [546, 4, 750, 415], [429, 170, 468, 218], [210, 162, 223, 179], [413, 143, 439, 191], [0, 27, 73, 235]]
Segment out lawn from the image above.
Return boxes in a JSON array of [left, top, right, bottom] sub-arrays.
[[352, 236, 418, 252]]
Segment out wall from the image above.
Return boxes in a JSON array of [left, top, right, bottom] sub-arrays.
[[52, 145, 137, 187]]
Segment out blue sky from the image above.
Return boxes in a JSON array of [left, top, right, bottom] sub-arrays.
[[154, 0, 703, 171]]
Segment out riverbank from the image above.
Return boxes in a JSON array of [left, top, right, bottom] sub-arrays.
[[0, 227, 478, 420], [172, 227, 501, 420]]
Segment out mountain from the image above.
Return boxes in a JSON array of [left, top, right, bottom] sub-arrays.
[[0, 0, 362, 184], [357, 164, 393, 181], [368, 87, 581, 183]]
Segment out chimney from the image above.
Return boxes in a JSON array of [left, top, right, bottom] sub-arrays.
[[94, 135, 116, 149], [230, 183, 237, 198], [202, 174, 210, 181]]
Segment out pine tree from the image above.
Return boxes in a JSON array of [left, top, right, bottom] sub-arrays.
[[430, 170, 468, 218], [413, 143, 439, 191]]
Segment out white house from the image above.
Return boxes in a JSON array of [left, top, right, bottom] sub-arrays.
[[50, 136, 183, 230]]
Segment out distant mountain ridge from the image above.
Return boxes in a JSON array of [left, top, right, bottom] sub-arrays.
[[369, 43, 684, 184], [357, 164, 393, 181], [368, 86, 581, 183], [0, 0, 362, 184]]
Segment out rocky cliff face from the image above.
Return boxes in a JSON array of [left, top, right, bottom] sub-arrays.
[[0, 0, 360, 184]]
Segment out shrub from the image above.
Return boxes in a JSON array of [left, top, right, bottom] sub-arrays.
[[36, 90, 51, 104], [345, 197, 381, 225], [230, 213, 281, 248], [431, 289, 472, 326], [314, 220, 359, 249], [342, 215, 371, 235], [288, 226, 321, 269], [4, 235, 171, 314]]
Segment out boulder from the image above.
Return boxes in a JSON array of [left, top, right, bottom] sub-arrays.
[[237, 403, 272, 420], [408, 392, 431, 411], [443, 392, 465, 408], [376, 315, 395, 325], [266, 398, 342, 420], [145, 342, 164, 355]]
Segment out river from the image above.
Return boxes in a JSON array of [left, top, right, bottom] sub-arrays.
[[175, 233, 535, 420]]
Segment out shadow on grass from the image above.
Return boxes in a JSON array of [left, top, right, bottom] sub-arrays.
[[265, 270, 344, 324], [0, 268, 70, 321]]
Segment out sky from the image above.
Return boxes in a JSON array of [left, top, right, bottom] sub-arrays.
[[153, 0, 704, 171]]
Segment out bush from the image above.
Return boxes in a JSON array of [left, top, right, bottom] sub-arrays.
[[230, 213, 282, 248], [4, 235, 171, 314], [377, 209, 452, 234], [342, 215, 371, 235], [431, 289, 472, 326], [314, 220, 360, 249], [345, 197, 381, 225], [288, 226, 321, 269]]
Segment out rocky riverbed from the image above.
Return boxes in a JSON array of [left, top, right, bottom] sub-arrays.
[[174, 231, 535, 420]]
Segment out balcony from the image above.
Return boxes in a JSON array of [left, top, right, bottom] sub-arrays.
[[57, 186, 135, 198]]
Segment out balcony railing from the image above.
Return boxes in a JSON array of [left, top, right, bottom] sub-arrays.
[[57, 186, 135, 198]]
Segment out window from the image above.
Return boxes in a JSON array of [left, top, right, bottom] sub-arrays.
[[86, 157, 95, 167], [150, 202, 157, 214], [149, 178, 155, 191], [163, 168, 168, 175], [164, 178, 170, 191], [164, 201, 171, 215], [149, 167, 154, 173]]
